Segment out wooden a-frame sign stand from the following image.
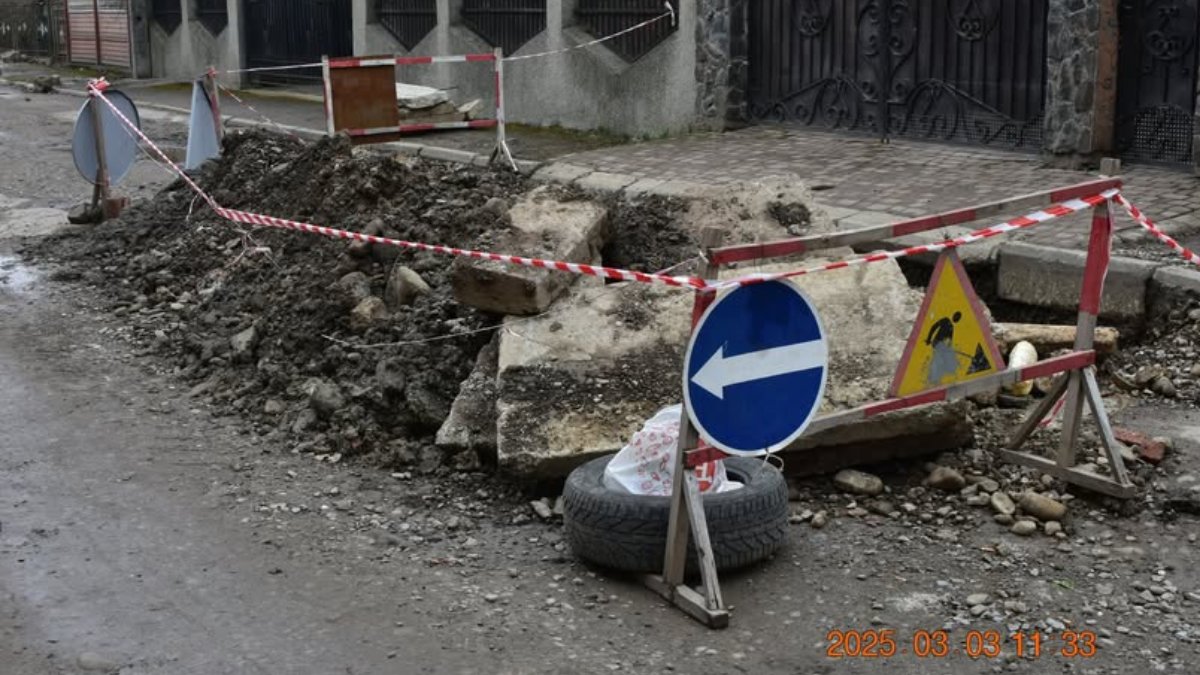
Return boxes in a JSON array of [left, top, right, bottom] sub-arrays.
[[642, 227, 731, 629]]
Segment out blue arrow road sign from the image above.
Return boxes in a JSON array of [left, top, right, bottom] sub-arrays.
[[683, 279, 828, 456]]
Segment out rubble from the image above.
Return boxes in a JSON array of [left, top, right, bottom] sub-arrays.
[[833, 469, 884, 496]]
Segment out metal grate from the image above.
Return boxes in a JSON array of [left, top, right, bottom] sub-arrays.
[[0, 0, 65, 58], [150, 0, 180, 33], [460, 0, 545, 56], [376, 0, 436, 50], [746, 0, 1049, 152], [1116, 0, 1198, 167], [574, 0, 677, 62], [243, 0, 354, 84], [195, 0, 228, 35]]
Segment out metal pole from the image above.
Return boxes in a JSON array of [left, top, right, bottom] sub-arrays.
[[493, 47, 517, 171], [91, 0, 101, 65]]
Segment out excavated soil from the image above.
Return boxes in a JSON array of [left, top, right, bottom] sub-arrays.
[[23, 130, 695, 471]]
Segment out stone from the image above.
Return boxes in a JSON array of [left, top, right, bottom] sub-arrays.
[[867, 500, 896, 516], [1045, 521, 1063, 536], [452, 187, 610, 316], [979, 478, 1000, 494], [332, 271, 372, 308], [1018, 492, 1067, 522], [531, 499, 553, 520], [966, 593, 991, 606], [994, 514, 1014, 525], [406, 382, 451, 430], [395, 82, 449, 109], [1134, 366, 1163, 388], [307, 379, 346, 420], [990, 491, 1016, 516], [264, 398, 285, 415], [811, 511, 829, 529], [376, 358, 408, 396], [384, 265, 431, 311], [482, 196, 509, 218], [1151, 375, 1177, 398], [1011, 520, 1038, 536], [834, 469, 885, 496], [928, 466, 966, 492], [229, 325, 259, 363], [436, 336, 499, 460], [78, 652, 119, 671], [350, 296, 388, 330], [1192, 363, 1200, 378]]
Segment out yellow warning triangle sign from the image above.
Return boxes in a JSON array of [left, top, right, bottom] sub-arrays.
[[890, 249, 1005, 397]]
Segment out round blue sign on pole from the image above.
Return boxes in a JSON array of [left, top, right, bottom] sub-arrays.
[[683, 279, 828, 456]]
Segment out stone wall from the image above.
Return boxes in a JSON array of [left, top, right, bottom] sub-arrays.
[[1042, 0, 1102, 158], [694, 0, 748, 128]]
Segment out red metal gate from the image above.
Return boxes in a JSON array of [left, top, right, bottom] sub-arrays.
[[67, 0, 131, 69]]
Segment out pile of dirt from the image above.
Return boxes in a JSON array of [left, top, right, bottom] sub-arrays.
[[1105, 295, 1200, 405], [26, 129, 698, 473], [26, 130, 533, 469]]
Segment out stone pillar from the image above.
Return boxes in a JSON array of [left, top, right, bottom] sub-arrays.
[[129, 0, 153, 77], [1194, 78, 1200, 174], [694, 0, 738, 130], [224, 0, 245, 88], [352, 0, 368, 55], [1042, 0, 1118, 166]]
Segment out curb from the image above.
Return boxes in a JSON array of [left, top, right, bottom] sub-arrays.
[[997, 241, 1164, 323]]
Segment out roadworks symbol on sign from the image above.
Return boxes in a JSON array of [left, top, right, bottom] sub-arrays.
[[891, 249, 1006, 397]]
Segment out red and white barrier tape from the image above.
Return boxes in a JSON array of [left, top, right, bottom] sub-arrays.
[[221, 62, 325, 76], [1113, 194, 1200, 267], [215, 81, 301, 140], [503, 4, 676, 62], [85, 81, 704, 291], [710, 191, 1119, 290], [328, 53, 497, 69], [82, 79, 1141, 295]]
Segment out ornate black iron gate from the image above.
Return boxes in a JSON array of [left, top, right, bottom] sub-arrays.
[[746, 0, 1049, 151], [1116, 0, 1199, 165], [243, 0, 352, 83]]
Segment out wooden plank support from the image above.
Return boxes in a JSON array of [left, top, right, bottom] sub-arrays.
[[645, 226, 730, 629], [995, 449, 1137, 499], [710, 178, 1123, 265]]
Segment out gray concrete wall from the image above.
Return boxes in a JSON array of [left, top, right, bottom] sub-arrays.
[[149, 0, 243, 87], [352, 0, 700, 137]]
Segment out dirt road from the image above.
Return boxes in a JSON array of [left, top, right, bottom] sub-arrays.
[[3, 83, 1200, 675]]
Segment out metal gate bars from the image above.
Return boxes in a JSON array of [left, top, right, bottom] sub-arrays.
[[746, 0, 1049, 151]]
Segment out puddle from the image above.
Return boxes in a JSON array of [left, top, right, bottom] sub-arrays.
[[0, 255, 42, 296]]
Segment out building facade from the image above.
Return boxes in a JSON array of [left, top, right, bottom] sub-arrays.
[[18, 0, 1199, 171]]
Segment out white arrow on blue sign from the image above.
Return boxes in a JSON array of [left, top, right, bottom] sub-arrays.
[[683, 279, 828, 456]]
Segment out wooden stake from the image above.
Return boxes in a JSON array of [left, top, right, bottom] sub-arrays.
[[87, 93, 111, 213], [645, 226, 729, 629]]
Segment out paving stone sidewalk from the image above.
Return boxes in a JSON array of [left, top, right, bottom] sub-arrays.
[[558, 126, 1200, 252]]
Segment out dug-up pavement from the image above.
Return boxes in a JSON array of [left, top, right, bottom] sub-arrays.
[[3, 82, 1200, 675]]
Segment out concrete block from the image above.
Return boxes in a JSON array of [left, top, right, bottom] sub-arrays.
[[1153, 265, 1200, 295], [531, 162, 593, 184], [998, 243, 1158, 321], [623, 178, 668, 196], [452, 186, 609, 315], [419, 146, 478, 165], [575, 171, 638, 194], [435, 336, 499, 461]]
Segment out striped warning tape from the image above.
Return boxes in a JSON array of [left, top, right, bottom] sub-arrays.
[[84, 79, 1132, 295], [710, 191, 1120, 291], [1113, 193, 1200, 267]]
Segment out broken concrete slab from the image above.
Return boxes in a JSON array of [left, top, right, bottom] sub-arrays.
[[576, 171, 638, 193], [998, 242, 1158, 321], [436, 335, 500, 463], [992, 322, 1120, 355], [492, 176, 970, 477], [452, 186, 609, 315]]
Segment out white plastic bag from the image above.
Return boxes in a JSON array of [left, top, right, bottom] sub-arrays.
[[603, 404, 742, 496]]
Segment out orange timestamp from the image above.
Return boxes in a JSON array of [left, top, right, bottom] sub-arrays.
[[825, 629, 1098, 659]]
